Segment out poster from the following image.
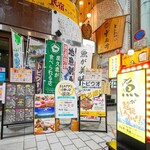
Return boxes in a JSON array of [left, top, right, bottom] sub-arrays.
[[34, 108, 55, 134], [80, 90, 106, 117], [44, 40, 62, 94], [117, 70, 146, 143], [10, 68, 32, 83], [11, 30, 24, 68], [26, 37, 45, 71], [61, 43, 76, 82], [51, 10, 82, 43], [55, 80, 77, 118], [4, 83, 35, 124], [0, 83, 6, 103], [34, 94, 55, 134], [109, 54, 121, 78], [101, 81, 110, 95]]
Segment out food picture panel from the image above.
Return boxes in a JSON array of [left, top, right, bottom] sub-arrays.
[[34, 118, 55, 134], [35, 94, 54, 108], [34, 107, 55, 134]]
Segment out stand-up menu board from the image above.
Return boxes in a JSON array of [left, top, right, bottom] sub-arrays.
[[3, 82, 35, 125]]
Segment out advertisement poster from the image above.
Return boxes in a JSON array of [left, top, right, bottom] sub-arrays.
[[80, 90, 106, 117], [0, 83, 6, 103], [10, 68, 32, 83], [61, 43, 76, 82], [44, 40, 62, 94], [26, 37, 45, 71], [117, 70, 146, 143], [34, 62, 43, 93], [4, 83, 35, 124], [55, 80, 77, 118], [109, 54, 121, 78], [11, 30, 24, 68], [34, 94, 55, 134], [101, 81, 110, 95]]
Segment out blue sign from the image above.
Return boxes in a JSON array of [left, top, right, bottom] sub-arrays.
[[134, 30, 145, 41]]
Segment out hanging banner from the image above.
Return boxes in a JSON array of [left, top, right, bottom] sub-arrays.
[[34, 62, 43, 93], [44, 40, 62, 94], [80, 90, 106, 117], [109, 54, 122, 78], [117, 70, 146, 143], [11, 30, 24, 68], [96, 15, 126, 54], [55, 80, 77, 118], [10, 68, 32, 83], [61, 43, 76, 82], [34, 94, 55, 134], [26, 37, 45, 71], [74, 47, 93, 86], [26, 0, 79, 24]]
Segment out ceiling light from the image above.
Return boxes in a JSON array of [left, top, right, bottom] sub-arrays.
[[87, 13, 91, 18], [79, 22, 83, 27], [128, 49, 134, 56], [79, 1, 83, 5]]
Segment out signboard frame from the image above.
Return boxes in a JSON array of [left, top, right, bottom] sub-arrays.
[[1, 82, 36, 139], [117, 69, 146, 150]]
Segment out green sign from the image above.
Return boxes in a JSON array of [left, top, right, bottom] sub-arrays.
[[44, 40, 62, 94]]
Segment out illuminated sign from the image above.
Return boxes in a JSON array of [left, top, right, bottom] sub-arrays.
[[117, 70, 146, 143]]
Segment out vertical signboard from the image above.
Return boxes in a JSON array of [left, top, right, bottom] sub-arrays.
[[44, 40, 62, 94], [11, 30, 24, 68], [34, 94, 55, 134], [117, 70, 146, 143], [55, 80, 77, 118]]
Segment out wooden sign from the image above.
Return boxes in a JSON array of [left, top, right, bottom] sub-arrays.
[[96, 15, 126, 54]]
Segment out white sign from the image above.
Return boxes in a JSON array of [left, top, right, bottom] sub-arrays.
[[55, 80, 77, 118], [10, 68, 32, 83]]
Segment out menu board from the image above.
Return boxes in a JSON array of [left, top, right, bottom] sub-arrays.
[[80, 90, 106, 117], [34, 94, 55, 134], [10, 68, 32, 83], [55, 80, 77, 118], [117, 70, 146, 143], [4, 83, 35, 125]]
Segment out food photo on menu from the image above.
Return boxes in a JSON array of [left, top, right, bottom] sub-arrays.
[[34, 107, 55, 134], [35, 94, 54, 108]]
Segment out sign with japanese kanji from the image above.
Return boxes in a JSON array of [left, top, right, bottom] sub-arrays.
[[117, 70, 146, 143], [96, 15, 126, 54], [44, 40, 62, 94], [55, 80, 77, 118], [109, 54, 121, 78]]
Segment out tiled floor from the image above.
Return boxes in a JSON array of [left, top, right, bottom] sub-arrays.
[[0, 106, 116, 150]]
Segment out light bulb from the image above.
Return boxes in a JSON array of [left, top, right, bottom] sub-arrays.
[[87, 13, 91, 18]]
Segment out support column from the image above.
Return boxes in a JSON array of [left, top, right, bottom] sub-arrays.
[[141, 0, 150, 46]]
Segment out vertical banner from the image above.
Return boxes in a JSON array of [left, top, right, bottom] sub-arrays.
[[74, 47, 93, 86], [44, 40, 62, 94], [11, 30, 24, 68], [55, 80, 77, 118], [34, 94, 55, 134], [26, 37, 45, 93], [61, 43, 76, 82]]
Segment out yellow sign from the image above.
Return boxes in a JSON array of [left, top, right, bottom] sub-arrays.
[[109, 54, 121, 78], [80, 90, 106, 117], [96, 15, 126, 54], [101, 82, 110, 95], [122, 48, 150, 66], [26, 0, 79, 24], [117, 70, 146, 143]]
